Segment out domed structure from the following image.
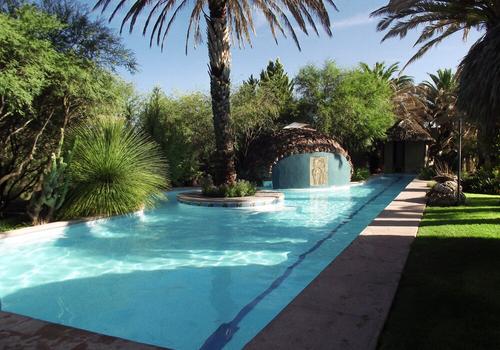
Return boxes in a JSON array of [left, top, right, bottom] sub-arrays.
[[241, 124, 352, 189]]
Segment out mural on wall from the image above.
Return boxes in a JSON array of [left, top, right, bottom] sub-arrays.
[[310, 157, 328, 186]]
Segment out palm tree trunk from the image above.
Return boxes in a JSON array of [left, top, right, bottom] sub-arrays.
[[206, 0, 237, 185]]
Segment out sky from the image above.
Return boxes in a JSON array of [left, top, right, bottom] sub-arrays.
[[93, 0, 482, 94]]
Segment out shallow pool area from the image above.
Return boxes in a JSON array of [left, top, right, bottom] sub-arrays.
[[0, 175, 413, 350]]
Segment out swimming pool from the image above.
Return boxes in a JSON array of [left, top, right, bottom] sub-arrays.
[[0, 175, 413, 349]]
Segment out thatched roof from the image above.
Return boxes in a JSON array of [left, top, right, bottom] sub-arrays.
[[387, 118, 434, 142], [240, 125, 351, 182]]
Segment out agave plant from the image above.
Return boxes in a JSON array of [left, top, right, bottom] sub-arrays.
[[63, 117, 169, 218], [94, 0, 337, 185]]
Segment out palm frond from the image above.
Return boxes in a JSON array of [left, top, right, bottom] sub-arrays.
[[94, 0, 337, 52], [458, 22, 500, 127], [371, 0, 500, 66]]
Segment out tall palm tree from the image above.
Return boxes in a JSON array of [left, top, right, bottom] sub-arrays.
[[95, 0, 337, 185], [371, 0, 500, 167], [421, 69, 458, 163]]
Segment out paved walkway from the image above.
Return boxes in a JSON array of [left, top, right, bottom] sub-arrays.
[[245, 178, 428, 350], [0, 311, 165, 350]]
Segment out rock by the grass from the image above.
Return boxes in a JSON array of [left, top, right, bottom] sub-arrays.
[[427, 180, 466, 206]]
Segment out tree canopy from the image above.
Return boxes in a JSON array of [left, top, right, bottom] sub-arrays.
[[295, 61, 395, 155], [0, 3, 138, 221]]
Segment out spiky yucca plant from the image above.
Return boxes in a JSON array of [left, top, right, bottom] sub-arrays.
[[64, 117, 169, 218]]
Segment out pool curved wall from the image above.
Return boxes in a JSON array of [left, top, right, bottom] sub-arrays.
[[272, 152, 351, 189]]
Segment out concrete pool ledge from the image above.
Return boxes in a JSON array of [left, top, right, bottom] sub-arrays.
[[245, 178, 428, 350]]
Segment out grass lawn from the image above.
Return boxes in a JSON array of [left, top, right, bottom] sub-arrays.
[[378, 193, 500, 350]]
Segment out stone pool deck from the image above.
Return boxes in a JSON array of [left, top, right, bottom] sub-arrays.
[[0, 311, 165, 349], [245, 178, 428, 350], [0, 178, 428, 349]]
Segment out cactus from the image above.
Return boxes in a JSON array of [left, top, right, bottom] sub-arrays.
[[28, 129, 73, 224]]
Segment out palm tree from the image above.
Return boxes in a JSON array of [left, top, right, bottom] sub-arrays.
[[421, 69, 459, 164], [371, 0, 500, 167], [360, 61, 413, 91], [95, 0, 337, 185]]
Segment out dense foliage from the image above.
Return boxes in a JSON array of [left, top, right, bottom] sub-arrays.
[[463, 168, 500, 195], [139, 88, 214, 186], [201, 176, 257, 198], [351, 167, 371, 182], [0, 1, 150, 223], [63, 117, 168, 218], [295, 60, 395, 157], [232, 59, 296, 172]]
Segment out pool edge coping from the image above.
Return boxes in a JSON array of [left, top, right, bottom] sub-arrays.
[[0, 180, 375, 238], [244, 177, 428, 350]]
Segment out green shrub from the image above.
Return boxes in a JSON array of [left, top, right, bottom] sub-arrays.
[[351, 167, 371, 181], [63, 117, 169, 218], [462, 168, 500, 195], [418, 166, 436, 180], [140, 88, 214, 186], [201, 176, 257, 198]]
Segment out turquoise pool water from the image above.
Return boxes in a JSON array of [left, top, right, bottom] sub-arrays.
[[0, 175, 412, 349]]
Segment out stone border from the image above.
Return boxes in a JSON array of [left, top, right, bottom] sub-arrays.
[[245, 178, 428, 350], [177, 190, 284, 207], [0, 217, 98, 240], [0, 311, 166, 350]]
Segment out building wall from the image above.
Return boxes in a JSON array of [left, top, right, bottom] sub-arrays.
[[384, 141, 427, 173], [384, 142, 394, 173], [404, 141, 427, 173], [272, 152, 351, 189]]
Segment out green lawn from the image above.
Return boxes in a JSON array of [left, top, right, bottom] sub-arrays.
[[378, 193, 500, 350]]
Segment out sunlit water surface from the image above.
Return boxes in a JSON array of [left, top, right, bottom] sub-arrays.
[[0, 175, 412, 349]]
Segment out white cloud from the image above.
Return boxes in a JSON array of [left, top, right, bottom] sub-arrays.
[[333, 12, 375, 30], [253, 10, 376, 35]]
